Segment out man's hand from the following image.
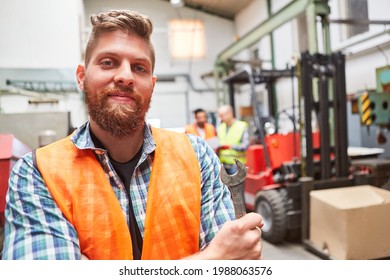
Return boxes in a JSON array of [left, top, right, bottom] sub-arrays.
[[219, 145, 231, 150], [186, 212, 263, 260]]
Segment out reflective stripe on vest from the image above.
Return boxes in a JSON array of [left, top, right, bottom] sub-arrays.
[[185, 123, 216, 139], [217, 120, 248, 164], [36, 127, 201, 260]]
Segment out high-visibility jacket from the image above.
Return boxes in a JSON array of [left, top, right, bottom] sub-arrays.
[[35, 127, 201, 260], [218, 120, 248, 164], [185, 123, 217, 139]]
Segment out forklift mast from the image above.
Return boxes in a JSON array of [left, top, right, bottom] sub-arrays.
[[300, 52, 349, 179], [223, 52, 349, 180]]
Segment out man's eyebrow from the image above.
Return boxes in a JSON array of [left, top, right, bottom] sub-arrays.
[[94, 51, 151, 64], [93, 51, 119, 58]]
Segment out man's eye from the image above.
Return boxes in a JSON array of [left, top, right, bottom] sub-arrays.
[[134, 65, 146, 72], [101, 60, 114, 67]]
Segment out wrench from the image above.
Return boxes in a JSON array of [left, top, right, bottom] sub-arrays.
[[220, 159, 247, 219]]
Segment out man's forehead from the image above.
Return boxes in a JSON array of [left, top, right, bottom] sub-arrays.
[[94, 31, 148, 51], [219, 109, 229, 114], [88, 31, 152, 61]]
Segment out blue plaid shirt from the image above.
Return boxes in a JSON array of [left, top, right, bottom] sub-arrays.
[[2, 122, 234, 259]]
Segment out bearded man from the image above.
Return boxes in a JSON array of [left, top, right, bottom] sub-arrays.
[[2, 10, 263, 260], [185, 108, 217, 140]]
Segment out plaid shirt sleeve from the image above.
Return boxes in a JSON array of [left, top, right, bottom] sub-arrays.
[[187, 135, 235, 249], [2, 153, 80, 260]]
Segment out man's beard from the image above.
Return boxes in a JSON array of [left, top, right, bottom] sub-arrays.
[[197, 122, 206, 128], [84, 81, 151, 139]]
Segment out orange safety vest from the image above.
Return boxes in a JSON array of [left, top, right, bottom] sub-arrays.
[[185, 123, 217, 139], [36, 127, 201, 260]]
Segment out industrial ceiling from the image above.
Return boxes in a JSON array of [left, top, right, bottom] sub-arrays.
[[163, 0, 254, 20]]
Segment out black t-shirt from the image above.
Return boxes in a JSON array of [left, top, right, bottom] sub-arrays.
[[90, 130, 144, 259]]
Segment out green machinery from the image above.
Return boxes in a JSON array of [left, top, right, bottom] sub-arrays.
[[352, 66, 390, 142]]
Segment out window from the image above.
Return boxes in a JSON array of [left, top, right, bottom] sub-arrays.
[[346, 0, 369, 38], [168, 19, 205, 60]]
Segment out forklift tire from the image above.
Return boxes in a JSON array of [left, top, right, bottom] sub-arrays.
[[255, 189, 286, 244], [279, 188, 301, 242], [381, 178, 390, 191]]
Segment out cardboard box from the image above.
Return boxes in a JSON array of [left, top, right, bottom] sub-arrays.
[[310, 185, 390, 260], [239, 106, 253, 117]]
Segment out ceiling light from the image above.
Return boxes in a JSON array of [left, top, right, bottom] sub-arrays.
[[170, 0, 184, 8]]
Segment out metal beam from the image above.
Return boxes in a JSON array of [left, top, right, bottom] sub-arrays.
[[215, 0, 330, 67], [306, 2, 319, 53], [329, 19, 390, 25], [216, 0, 309, 67], [306, 1, 331, 53]]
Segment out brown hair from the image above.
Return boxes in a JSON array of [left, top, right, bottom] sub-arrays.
[[84, 10, 155, 71]]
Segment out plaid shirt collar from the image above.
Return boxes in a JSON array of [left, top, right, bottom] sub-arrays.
[[69, 121, 157, 156]]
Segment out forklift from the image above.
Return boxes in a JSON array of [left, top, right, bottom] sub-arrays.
[[222, 51, 377, 258]]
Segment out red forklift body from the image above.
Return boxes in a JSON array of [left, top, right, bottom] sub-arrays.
[[265, 131, 321, 169], [245, 169, 278, 210], [244, 131, 321, 211]]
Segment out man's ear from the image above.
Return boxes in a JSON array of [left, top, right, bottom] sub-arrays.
[[76, 64, 86, 91], [151, 75, 157, 93]]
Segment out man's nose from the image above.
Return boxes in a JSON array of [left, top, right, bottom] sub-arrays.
[[114, 63, 134, 86]]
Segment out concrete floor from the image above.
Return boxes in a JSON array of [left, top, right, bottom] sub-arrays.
[[261, 239, 322, 260]]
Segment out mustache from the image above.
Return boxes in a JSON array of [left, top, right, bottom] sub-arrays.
[[102, 85, 135, 95]]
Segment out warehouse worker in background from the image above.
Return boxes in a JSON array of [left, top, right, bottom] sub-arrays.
[[185, 108, 217, 140], [2, 10, 263, 260], [185, 108, 219, 151], [217, 104, 250, 175]]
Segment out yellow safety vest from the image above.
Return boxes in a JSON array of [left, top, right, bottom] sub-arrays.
[[218, 120, 248, 164]]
